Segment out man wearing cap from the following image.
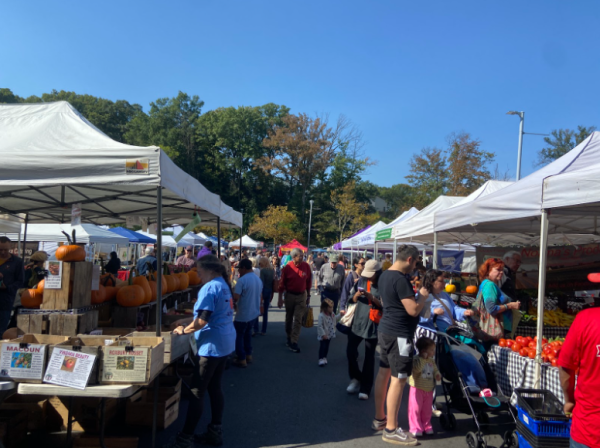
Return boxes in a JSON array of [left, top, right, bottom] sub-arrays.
[[0, 237, 24, 335], [136, 247, 157, 275], [176, 246, 197, 269], [318, 253, 346, 314]]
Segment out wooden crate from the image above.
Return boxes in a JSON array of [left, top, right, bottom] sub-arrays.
[[0, 409, 27, 448], [49, 336, 116, 385], [99, 337, 164, 385], [126, 379, 180, 429], [0, 334, 69, 383], [73, 437, 139, 448], [130, 330, 191, 364], [42, 261, 93, 310], [79, 328, 135, 337], [49, 310, 98, 336], [16, 314, 49, 334]]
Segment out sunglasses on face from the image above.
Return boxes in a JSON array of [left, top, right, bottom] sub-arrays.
[[358, 262, 366, 266]]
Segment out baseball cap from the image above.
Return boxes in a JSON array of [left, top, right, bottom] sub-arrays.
[[186, 245, 193, 251], [362, 260, 381, 278], [328, 253, 339, 263]]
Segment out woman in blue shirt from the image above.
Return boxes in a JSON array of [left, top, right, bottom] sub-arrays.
[[167, 255, 235, 448]]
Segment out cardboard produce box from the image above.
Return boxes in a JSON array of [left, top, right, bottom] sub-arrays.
[[129, 329, 191, 364], [0, 334, 69, 383], [99, 337, 164, 385]]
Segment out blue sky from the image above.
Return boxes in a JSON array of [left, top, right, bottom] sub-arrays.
[[2, 1, 599, 187]]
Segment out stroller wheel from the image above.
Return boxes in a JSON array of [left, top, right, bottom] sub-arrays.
[[503, 430, 518, 447], [466, 431, 487, 448]]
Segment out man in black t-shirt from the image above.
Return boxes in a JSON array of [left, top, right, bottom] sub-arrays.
[[372, 244, 429, 446]]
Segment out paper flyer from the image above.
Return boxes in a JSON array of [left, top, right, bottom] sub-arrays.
[[44, 260, 63, 289], [102, 346, 149, 382], [0, 343, 46, 380], [43, 348, 96, 390]]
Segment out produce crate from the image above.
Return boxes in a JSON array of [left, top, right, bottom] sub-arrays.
[[49, 336, 117, 385], [130, 329, 191, 364], [516, 421, 570, 448], [42, 261, 94, 310], [514, 389, 570, 438], [18, 307, 99, 336], [126, 378, 181, 429], [99, 337, 164, 385], [0, 409, 27, 448], [16, 313, 49, 334], [0, 334, 69, 383]]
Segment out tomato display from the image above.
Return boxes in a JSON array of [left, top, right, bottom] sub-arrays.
[[528, 348, 536, 359], [551, 358, 558, 367], [512, 343, 522, 353], [519, 348, 529, 357], [506, 339, 515, 348], [499, 338, 507, 348]]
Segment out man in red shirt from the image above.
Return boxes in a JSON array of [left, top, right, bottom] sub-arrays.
[[558, 305, 600, 448], [278, 248, 312, 353]]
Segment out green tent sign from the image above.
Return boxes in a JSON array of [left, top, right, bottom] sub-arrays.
[[376, 228, 392, 241]]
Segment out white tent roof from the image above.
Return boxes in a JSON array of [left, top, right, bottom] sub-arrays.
[[3, 223, 129, 245], [341, 221, 388, 249], [393, 196, 463, 241], [229, 235, 261, 248], [0, 215, 21, 233], [137, 230, 177, 248], [374, 207, 420, 242], [0, 102, 241, 228], [434, 132, 600, 245], [178, 232, 206, 246]]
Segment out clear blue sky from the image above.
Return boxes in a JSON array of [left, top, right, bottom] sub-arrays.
[[2, 1, 599, 187]]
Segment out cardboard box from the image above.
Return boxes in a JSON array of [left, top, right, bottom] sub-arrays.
[[42, 261, 93, 310], [99, 337, 164, 385], [0, 334, 69, 383], [129, 330, 191, 364]]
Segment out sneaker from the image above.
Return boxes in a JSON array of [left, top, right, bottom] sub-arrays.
[[194, 424, 223, 446], [233, 359, 247, 368], [358, 393, 369, 400], [432, 409, 442, 418], [382, 428, 418, 446], [346, 379, 360, 394], [163, 432, 194, 448], [409, 431, 422, 437], [323, 358, 328, 364], [425, 430, 434, 435], [289, 343, 301, 353], [286, 338, 291, 347], [246, 355, 253, 364], [371, 417, 387, 431], [318, 358, 326, 367]]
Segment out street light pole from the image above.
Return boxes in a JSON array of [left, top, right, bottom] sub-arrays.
[[507, 111, 525, 180], [307, 200, 314, 252]]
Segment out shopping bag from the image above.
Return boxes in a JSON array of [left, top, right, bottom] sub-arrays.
[[336, 303, 356, 335], [303, 307, 314, 328]]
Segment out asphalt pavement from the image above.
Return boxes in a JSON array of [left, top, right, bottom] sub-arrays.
[[144, 290, 515, 448]]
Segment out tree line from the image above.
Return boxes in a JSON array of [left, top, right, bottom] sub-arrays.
[[1, 88, 594, 247]]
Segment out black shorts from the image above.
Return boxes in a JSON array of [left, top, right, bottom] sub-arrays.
[[378, 332, 414, 379]]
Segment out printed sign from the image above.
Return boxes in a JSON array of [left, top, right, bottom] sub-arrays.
[[0, 343, 46, 380], [102, 345, 149, 382], [71, 203, 82, 226], [43, 348, 96, 390], [44, 261, 63, 289], [125, 158, 149, 175]]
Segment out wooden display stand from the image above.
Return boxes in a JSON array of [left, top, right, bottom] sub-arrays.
[[42, 261, 93, 310], [17, 309, 99, 337]]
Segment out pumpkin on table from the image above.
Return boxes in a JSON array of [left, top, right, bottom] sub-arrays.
[[21, 288, 43, 308], [116, 269, 145, 307], [176, 270, 190, 290], [56, 230, 86, 262], [163, 264, 177, 293], [465, 285, 478, 294], [187, 269, 201, 286], [445, 284, 457, 294], [132, 270, 152, 304], [91, 284, 106, 304]]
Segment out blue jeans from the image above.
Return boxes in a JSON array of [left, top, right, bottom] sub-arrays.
[[254, 289, 273, 334], [321, 289, 340, 314], [571, 439, 591, 448], [0, 310, 12, 336], [234, 320, 255, 360]]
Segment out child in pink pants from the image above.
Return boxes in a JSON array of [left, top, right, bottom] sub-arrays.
[[408, 337, 441, 437]]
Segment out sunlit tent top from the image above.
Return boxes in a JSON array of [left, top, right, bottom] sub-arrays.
[[0, 215, 21, 233], [341, 221, 388, 249], [434, 132, 600, 245], [229, 235, 261, 248], [0, 102, 242, 228], [374, 207, 419, 241], [393, 196, 463, 242], [4, 223, 129, 245]]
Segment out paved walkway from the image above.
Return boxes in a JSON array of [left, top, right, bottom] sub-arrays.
[[147, 291, 513, 448]]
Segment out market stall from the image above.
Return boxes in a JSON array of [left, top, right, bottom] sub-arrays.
[[278, 239, 307, 257], [229, 234, 261, 249], [0, 101, 241, 447]]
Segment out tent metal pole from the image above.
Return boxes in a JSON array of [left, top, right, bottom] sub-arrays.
[[534, 209, 550, 386], [156, 188, 163, 337], [393, 239, 397, 263], [433, 232, 438, 269], [217, 217, 221, 258], [21, 214, 29, 260]]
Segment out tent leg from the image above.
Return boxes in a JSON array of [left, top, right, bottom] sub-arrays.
[[534, 209, 550, 386], [433, 232, 438, 269], [374, 242, 378, 260], [152, 187, 163, 448], [21, 214, 29, 260], [393, 239, 397, 263], [217, 217, 221, 259]]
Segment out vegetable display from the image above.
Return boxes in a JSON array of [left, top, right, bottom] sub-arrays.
[[56, 230, 86, 262]]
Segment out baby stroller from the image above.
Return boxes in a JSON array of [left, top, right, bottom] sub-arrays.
[[436, 327, 517, 448]]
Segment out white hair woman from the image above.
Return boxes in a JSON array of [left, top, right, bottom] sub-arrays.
[[253, 257, 276, 335]]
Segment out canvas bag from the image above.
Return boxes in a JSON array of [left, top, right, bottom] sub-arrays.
[[303, 306, 314, 328], [472, 280, 504, 340]]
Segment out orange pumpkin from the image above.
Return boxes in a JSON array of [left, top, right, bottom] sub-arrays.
[[116, 285, 145, 307], [36, 279, 45, 292], [187, 270, 201, 285], [177, 272, 189, 290], [104, 286, 119, 301], [148, 279, 158, 302], [466, 285, 478, 294], [22, 289, 43, 308], [56, 230, 86, 262], [133, 273, 152, 304], [91, 284, 106, 304], [163, 264, 176, 293]]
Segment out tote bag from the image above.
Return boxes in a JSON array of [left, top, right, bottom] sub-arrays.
[[472, 280, 504, 341]]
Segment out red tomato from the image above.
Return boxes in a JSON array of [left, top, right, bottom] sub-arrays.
[[528, 348, 536, 359], [528, 342, 536, 349], [499, 339, 507, 348], [512, 343, 522, 353], [543, 345, 552, 355], [519, 348, 529, 357], [552, 348, 561, 357], [525, 337, 533, 344], [551, 358, 558, 367], [548, 353, 556, 361], [506, 340, 515, 348], [541, 354, 549, 363], [516, 336, 526, 345]]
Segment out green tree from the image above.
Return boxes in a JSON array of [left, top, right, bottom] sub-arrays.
[[446, 132, 495, 196], [378, 184, 417, 218], [248, 205, 299, 246], [330, 181, 369, 241], [536, 126, 596, 166], [406, 147, 448, 207]]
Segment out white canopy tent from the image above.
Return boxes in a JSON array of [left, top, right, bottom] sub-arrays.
[[229, 235, 261, 249], [393, 196, 464, 242], [137, 231, 177, 248], [341, 221, 388, 250], [3, 223, 129, 245], [373, 207, 420, 242], [0, 215, 21, 233]]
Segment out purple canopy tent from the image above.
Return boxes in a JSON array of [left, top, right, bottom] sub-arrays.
[[333, 225, 371, 250]]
